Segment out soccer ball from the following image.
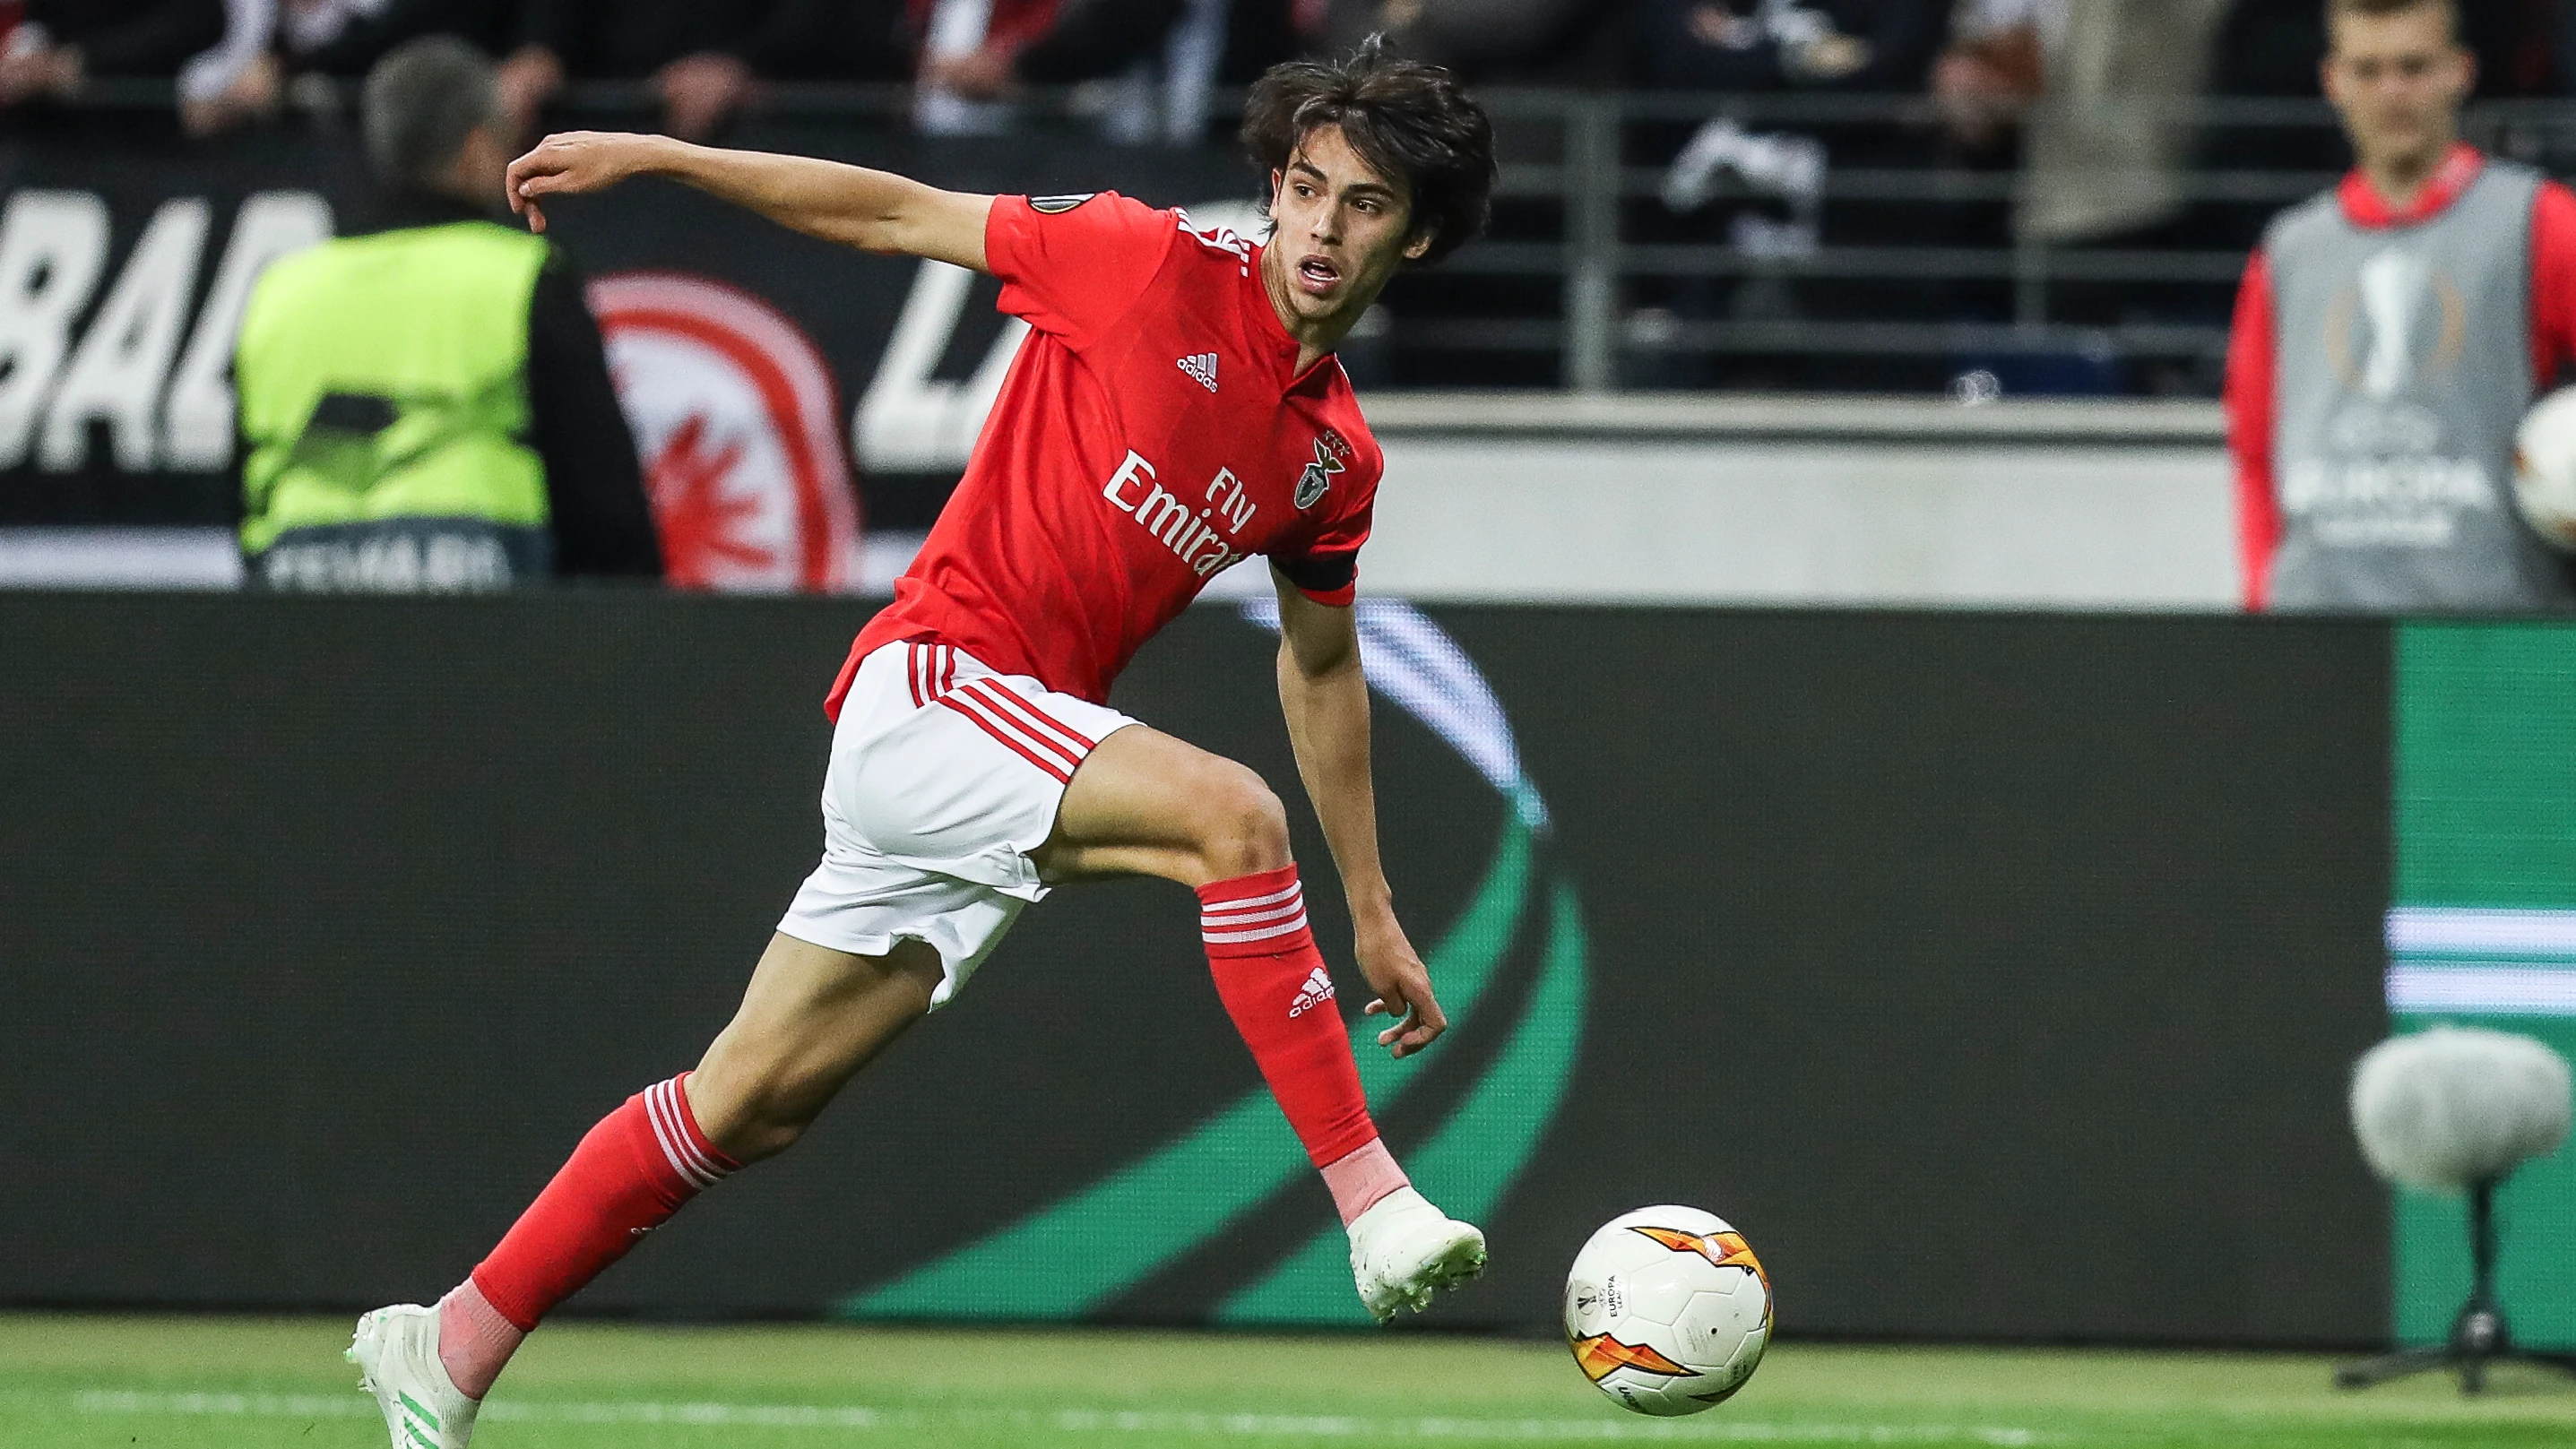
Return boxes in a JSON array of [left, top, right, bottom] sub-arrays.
[[1562, 1205, 1772, 1417], [2513, 386, 2576, 551]]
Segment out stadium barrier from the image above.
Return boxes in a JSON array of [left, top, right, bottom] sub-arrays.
[[0, 390, 2239, 606], [5, 100, 2291, 605], [0, 592, 2399, 1344]]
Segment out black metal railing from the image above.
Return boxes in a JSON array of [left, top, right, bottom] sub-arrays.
[[33, 81, 2576, 394]]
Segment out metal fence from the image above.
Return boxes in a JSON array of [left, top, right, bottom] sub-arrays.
[[1448, 91, 2576, 394], [45, 81, 2576, 395]]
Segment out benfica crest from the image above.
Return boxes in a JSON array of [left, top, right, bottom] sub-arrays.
[[1295, 431, 1349, 511]]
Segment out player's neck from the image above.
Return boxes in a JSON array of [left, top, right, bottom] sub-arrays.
[[2358, 131, 2457, 212], [1259, 246, 1371, 375]]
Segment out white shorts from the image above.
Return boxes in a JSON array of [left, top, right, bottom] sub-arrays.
[[777, 639, 1137, 1007]]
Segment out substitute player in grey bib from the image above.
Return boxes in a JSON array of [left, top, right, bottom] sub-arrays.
[[2224, 0, 2576, 614], [2265, 160, 2567, 609]]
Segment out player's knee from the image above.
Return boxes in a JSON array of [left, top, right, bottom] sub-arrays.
[[1197, 764, 1291, 881]]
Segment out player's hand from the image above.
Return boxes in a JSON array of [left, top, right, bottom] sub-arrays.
[[1356, 911, 1445, 1058], [506, 131, 665, 233]]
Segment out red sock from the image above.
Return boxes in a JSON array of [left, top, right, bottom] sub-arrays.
[[1199, 866, 1406, 1222], [462, 1074, 738, 1340]]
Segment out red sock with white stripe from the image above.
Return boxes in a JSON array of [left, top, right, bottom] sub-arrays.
[[439, 1074, 738, 1397], [1197, 865, 1411, 1225]]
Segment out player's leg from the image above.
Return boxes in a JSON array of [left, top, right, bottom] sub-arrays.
[[1034, 725, 1484, 1320], [688, 932, 945, 1160], [349, 933, 939, 1449]]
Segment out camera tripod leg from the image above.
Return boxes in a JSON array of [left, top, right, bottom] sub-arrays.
[[2335, 1345, 2451, 1390]]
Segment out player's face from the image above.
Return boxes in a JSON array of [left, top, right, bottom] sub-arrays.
[[1266, 124, 1434, 329], [2323, 5, 2472, 177]]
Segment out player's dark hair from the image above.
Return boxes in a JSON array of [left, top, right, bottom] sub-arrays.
[[1241, 39, 1494, 267]]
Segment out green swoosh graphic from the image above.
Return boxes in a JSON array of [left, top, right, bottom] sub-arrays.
[[1352, 822, 1532, 1100], [1215, 873, 1591, 1324], [840, 820, 1533, 1319]]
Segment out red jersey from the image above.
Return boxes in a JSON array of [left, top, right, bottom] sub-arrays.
[[831, 193, 1383, 714]]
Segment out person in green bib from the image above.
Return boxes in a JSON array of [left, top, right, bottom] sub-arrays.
[[235, 36, 661, 591]]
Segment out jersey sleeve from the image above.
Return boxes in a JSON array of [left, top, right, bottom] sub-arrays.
[[2529, 179, 2576, 391], [985, 192, 1175, 350], [2224, 247, 2280, 614], [1270, 448, 1379, 608]]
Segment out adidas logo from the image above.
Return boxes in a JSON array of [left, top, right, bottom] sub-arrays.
[[1178, 351, 1220, 393], [1288, 965, 1336, 1018]]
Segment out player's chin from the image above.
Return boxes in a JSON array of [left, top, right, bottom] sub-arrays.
[[1295, 285, 1361, 325]]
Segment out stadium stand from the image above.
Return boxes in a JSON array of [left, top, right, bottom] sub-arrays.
[[6, 0, 2575, 402]]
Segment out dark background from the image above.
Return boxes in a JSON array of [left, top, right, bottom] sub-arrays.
[[0, 596, 2390, 1344], [0, 121, 1258, 530]]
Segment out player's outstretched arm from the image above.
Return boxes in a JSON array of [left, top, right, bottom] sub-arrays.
[[504, 132, 993, 272], [1272, 574, 1448, 1059]]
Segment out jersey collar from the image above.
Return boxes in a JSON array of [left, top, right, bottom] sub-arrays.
[[1242, 244, 1344, 393], [2338, 142, 2484, 230]]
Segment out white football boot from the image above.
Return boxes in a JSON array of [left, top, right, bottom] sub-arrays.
[[1348, 1186, 1488, 1323], [348, 1303, 480, 1449]]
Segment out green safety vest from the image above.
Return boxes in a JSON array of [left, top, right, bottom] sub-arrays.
[[236, 220, 554, 591]]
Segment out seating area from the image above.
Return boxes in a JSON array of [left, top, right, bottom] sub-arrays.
[[10, 2, 2575, 397]]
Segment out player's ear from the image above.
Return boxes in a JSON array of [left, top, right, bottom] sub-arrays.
[[1402, 226, 1435, 263], [1266, 168, 1284, 222]]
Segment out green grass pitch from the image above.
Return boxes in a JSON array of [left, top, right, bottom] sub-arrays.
[[4, 1314, 2572, 1448]]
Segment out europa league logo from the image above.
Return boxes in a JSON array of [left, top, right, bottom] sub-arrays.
[[2325, 247, 2468, 400]]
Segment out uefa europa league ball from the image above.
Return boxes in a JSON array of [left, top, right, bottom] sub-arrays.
[[1563, 1205, 1773, 1416], [2513, 386, 2576, 551]]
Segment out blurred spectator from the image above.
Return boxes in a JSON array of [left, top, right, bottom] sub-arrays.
[[1935, 0, 2229, 246], [2225, 0, 2576, 612], [177, 0, 528, 134], [1311, 0, 1601, 79], [177, 0, 273, 133], [0, 0, 225, 104], [913, 0, 1061, 134], [287, 0, 519, 78], [233, 37, 661, 591], [1613, 3, 1948, 390], [497, 0, 908, 142], [1931, 0, 2047, 151], [1637, 1, 1953, 92], [1639, 0, 1950, 274], [925, 0, 1299, 144]]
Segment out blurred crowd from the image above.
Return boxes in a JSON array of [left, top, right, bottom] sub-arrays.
[[6, 1, 2572, 142]]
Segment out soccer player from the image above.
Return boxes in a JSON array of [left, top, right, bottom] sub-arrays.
[[346, 43, 1498, 1449], [2226, 0, 2576, 610]]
